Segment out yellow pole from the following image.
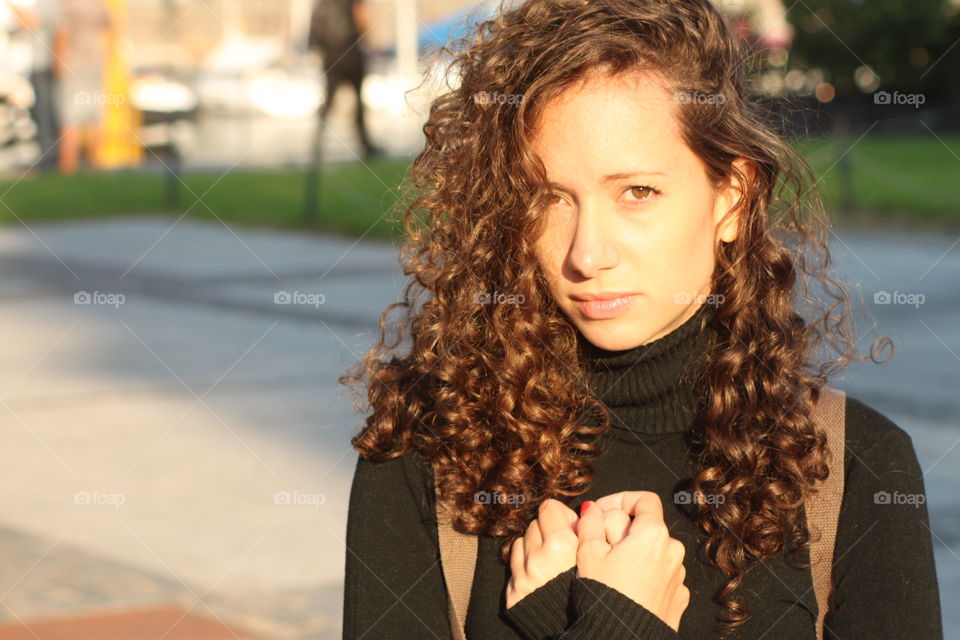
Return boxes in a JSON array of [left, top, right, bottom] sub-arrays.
[[98, 0, 141, 168]]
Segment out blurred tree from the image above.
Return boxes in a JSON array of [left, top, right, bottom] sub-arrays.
[[787, 0, 960, 98]]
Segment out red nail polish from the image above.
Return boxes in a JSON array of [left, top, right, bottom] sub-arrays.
[[580, 501, 592, 516]]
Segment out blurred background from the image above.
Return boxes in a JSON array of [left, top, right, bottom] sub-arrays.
[[0, 0, 958, 638]]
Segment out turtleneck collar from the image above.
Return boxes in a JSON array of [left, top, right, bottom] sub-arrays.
[[575, 304, 717, 435]]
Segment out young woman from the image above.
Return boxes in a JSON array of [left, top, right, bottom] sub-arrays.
[[340, 0, 943, 638]]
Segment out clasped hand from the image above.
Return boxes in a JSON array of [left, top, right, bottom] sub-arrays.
[[505, 491, 689, 632]]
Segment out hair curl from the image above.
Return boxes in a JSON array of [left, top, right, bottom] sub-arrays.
[[339, 0, 888, 633]]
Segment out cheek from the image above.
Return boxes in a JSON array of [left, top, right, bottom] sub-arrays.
[[632, 203, 718, 293], [672, 209, 719, 286], [680, 209, 717, 258], [532, 224, 564, 281], [531, 243, 560, 308]]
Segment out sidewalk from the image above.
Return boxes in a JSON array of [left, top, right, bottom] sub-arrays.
[[0, 215, 405, 639], [0, 217, 957, 638]]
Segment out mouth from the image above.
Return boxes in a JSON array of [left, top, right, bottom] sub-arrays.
[[570, 294, 638, 319]]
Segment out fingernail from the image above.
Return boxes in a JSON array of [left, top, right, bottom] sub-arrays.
[[579, 501, 592, 516]]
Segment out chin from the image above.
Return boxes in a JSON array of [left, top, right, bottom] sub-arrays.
[[573, 315, 659, 351]]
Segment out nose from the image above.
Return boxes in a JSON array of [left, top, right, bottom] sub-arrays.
[[567, 203, 620, 279]]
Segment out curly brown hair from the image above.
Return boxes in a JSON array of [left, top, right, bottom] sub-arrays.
[[339, 0, 887, 633]]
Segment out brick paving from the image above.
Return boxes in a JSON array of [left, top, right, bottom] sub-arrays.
[[0, 606, 255, 640]]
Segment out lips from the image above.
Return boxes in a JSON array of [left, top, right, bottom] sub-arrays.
[[571, 293, 638, 319], [569, 292, 639, 302]]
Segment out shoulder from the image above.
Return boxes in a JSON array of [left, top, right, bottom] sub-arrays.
[[349, 448, 437, 518], [841, 393, 915, 458], [836, 393, 925, 488], [823, 395, 942, 629]]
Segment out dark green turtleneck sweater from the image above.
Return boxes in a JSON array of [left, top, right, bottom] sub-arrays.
[[342, 306, 943, 639]]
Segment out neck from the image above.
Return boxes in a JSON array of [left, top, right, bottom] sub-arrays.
[[576, 304, 717, 434]]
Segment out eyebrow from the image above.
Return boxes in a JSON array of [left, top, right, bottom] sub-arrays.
[[548, 171, 667, 189], [600, 171, 666, 182]]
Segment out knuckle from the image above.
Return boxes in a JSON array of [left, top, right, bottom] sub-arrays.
[[539, 498, 557, 514], [634, 517, 670, 540], [637, 491, 662, 508], [608, 506, 630, 519], [577, 537, 605, 556], [541, 536, 567, 555], [668, 539, 686, 562], [523, 525, 538, 543], [556, 525, 578, 543], [509, 545, 524, 569], [512, 575, 530, 593]]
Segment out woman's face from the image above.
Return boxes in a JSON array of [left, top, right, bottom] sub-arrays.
[[531, 70, 744, 351]]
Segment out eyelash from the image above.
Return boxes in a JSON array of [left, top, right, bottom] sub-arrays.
[[547, 185, 661, 206], [625, 185, 660, 202]]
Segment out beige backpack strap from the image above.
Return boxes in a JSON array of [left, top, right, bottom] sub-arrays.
[[806, 384, 847, 640], [435, 478, 478, 640]]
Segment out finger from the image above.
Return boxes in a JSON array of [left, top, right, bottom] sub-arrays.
[[538, 499, 577, 542], [633, 492, 664, 522], [510, 534, 525, 572], [603, 508, 631, 545], [562, 501, 579, 529], [595, 491, 664, 521], [526, 516, 543, 551], [628, 497, 668, 538], [591, 491, 629, 512], [576, 501, 608, 550]]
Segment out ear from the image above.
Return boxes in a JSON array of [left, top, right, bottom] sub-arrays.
[[712, 157, 751, 244]]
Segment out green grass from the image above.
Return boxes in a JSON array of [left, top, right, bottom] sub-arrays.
[[0, 158, 412, 239], [1, 134, 958, 239], [793, 134, 960, 224]]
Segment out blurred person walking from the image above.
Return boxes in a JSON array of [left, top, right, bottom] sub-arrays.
[[53, 0, 112, 175], [307, 0, 383, 160], [7, 0, 60, 170]]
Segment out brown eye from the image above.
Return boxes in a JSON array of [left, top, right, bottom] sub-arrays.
[[628, 185, 655, 201], [546, 193, 564, 206]]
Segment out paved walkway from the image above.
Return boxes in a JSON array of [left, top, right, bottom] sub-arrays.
[[0, 216, 403, 639], [0, 216, 957, 638]]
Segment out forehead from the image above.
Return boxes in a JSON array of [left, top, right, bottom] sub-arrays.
[[530, 70, 687, 181]]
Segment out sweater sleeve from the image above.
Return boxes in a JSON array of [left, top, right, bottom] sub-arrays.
[[502, 566, 576, 639], [503, 566, 679, 640], [565, 576, 681, 640], [825, 402, 944, 639], [342, 452, 452, 640]]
